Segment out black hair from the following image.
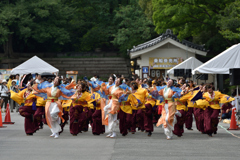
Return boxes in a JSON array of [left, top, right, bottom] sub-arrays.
[[80, 82, 88, 92], [130, 82, 138, 90], [109, 75, 115, 82], [118, 77, 123, 85], [57, 78, 62, 86], [30, 81, 34, 86], [147, 80, 152, 87], [207, 85, 215, 90]]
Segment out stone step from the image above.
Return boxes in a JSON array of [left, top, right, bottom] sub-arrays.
[[60, 61, 127, 64], [58, 67, 128, 71], [43, 57, 127, 61], [53, 64, 128, 68], [67, 70, 129, 74]]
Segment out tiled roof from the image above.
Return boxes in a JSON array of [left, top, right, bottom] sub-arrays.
[[128, 29, 206, 53]]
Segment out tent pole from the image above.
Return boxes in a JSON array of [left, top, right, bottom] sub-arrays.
[[214, 74, 218, 90], [237, 85, 239, 125]]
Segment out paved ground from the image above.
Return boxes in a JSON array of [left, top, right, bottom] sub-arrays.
[[1, 112, 240, 160]]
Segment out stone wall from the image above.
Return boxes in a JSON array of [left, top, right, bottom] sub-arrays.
[[2, 57, 131, 79]]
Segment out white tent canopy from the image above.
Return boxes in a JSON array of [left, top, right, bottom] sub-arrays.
[[11, 56, 59, 75], [193, 43, 240, 75], [167, 57, 203, 74]]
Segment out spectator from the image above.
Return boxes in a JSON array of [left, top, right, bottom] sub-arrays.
[[10, 80, 19, 112], [231, 89, 240, 112], [35, 74, 42, 84], [219, 102, 232, 121], [147, 75, 152, 81], [0, 79, 10, 113], [16, 74, 20, 86]]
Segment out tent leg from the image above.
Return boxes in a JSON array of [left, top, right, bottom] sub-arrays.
[[214, 74, 218, 90]]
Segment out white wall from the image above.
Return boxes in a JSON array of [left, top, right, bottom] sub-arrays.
[[137, 43, 196, 78]]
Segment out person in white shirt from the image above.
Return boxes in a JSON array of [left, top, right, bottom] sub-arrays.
[[231, 89, 240, 112], [0, 79, 10, 112], [10, 80, 19, 112], [35, 74, 42, 84]]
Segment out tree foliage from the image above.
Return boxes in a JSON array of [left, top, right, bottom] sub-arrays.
[[152, 0, 236, 55], [217, 1, 240, 42], [112, 1, 157, 56], [1, 0, 240, 58], [0, 0, 75, 56]]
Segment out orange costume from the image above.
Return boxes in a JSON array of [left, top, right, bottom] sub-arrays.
[[101, 84, 124, 133], [156, 86, 179, 139], [33, 85, 70, 135]]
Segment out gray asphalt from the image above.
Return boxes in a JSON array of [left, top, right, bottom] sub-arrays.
[[1, 112, 240, 160]]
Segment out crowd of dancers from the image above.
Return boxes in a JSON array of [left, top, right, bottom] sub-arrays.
[[9, 74, 235, 139]]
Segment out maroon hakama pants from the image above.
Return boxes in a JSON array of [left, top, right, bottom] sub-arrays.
[[92, 109, 104, 135], [152, 105, 160, 124], [119, 109, 132, 135], [173, 110, 186, 136], [60, 109, 69, 133], [70, 105, 83, 135], [42, 107, 47, 124], [204, 107, 219, 134], [193, 108, 204, 132], [136, 109, 144, 131], [80, 107, 93, 132], [34, 106, 44, 128], [193, 108, 199, 130], [144, 104, 153, 132], [129, 109, 145, 132], [185, 107, 193, 129], [19, 106, 38, 134], [127, 110, 135, 132]]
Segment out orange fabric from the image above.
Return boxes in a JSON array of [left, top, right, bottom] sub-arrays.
[[32, 85, 69, 128], [102, 85, 124, 114], [156, 87, 176, 128], [65, 81, 76, 90], [101, 98, 108, 125]]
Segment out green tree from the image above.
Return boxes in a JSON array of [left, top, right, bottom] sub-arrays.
[[0, 0, 74, 57], [138, 0, 153, 20], [112, 1, 157, 56], [152, 0, 235, 55], [217, 1, 240, 43]]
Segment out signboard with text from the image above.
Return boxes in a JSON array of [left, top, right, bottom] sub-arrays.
[[142, 66, 149, 79], [149, 57, 183, 69]]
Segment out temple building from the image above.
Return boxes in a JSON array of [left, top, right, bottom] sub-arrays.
[[129, 29, 207, 79]]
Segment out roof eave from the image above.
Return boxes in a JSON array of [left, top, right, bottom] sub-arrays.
[[130, 38, 207, 58]]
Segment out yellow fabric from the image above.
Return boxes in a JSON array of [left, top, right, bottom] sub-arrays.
[[62, 100, 72, 111], [120, 94, 139, 114], [10, 88, 36, 106], [156, 100, 162, 105], [145, 92, 156, 107], [7, 79, 12, 89], [133, 88, 148, 110], [175, 99, 187, 111], [36, 96, 46, 106], [72, 91, 91, 107], [88, 92, 101, 109], [10, 90, 24, 105], [195, 99, 209, 110], [203, 91, 226, 109], [181, 92, 192, 101], [219, 95, 235, 104], [186, 91, 199, 108]]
